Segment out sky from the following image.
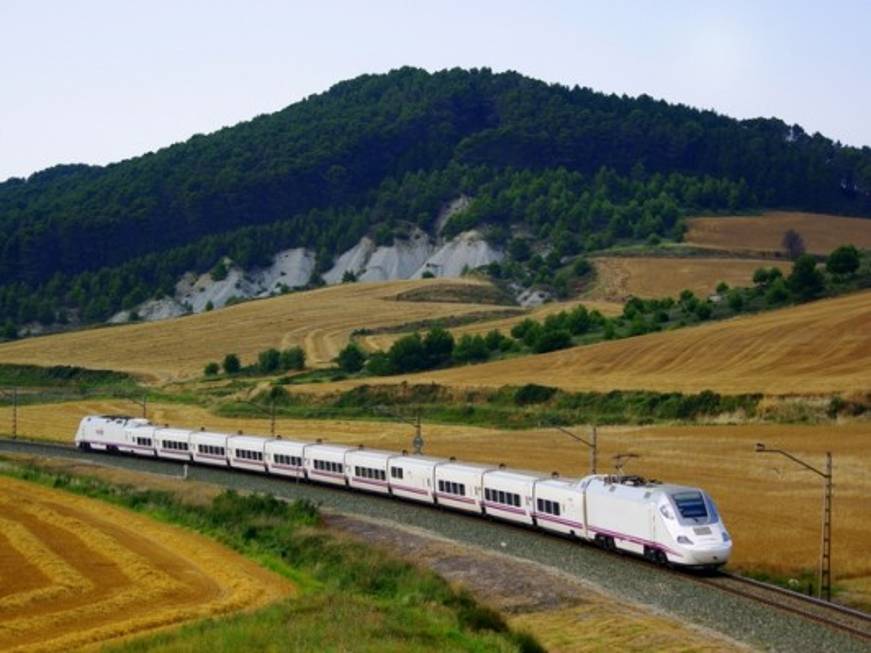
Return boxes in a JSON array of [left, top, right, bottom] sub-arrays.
[[1, 0, 869, 182]]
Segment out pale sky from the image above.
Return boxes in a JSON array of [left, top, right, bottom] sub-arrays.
[[1, 0, 869, 182]]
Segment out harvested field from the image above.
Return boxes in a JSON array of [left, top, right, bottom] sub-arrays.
[[10, 403, 870, 602], [0, 475, 293, 653], [0, 279, 510, 382], [317, 290, 871, 396], [685, 211, 871, 255], [585, 256, 790, 302]]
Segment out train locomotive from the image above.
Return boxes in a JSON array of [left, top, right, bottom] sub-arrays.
[[75, 415, 732, 568]]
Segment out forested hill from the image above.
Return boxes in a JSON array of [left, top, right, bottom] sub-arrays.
[[1, 66, 870, 331]]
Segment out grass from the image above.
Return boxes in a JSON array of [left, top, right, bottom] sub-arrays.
[[685, 211, 871, 255], [1, 461, 541, 653]]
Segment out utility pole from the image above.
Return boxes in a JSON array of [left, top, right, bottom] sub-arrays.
[[545, 423, 598, 475], [756, 443, 833, 601], [376, 405, 423, 454], [241, 396, 276, 437], [120, 392, 148, 419], [0, 387, 17, 439]]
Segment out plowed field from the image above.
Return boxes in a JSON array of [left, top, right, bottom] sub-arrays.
[[685, 211, 871, 255], [0, 475, 293, 652], [313, 290, 871, 396], [584, 257, 790, 302]]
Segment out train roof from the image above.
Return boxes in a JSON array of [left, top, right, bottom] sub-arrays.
[[228, 435, 271, 447], [483, 468, 548, 483]]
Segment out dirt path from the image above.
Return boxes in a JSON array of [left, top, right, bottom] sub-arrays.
[[0, 476, 293, 652]]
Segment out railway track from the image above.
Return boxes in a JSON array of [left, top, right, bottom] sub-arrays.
[[2, 436, 870, 644]]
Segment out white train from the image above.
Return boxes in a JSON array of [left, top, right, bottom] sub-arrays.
[[75, 415, 732, 568]]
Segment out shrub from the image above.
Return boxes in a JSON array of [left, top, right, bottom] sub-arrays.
[[788, 254, 825, 300], [484, 329, 508, 351], [280, 346, 306, 371], [826, 244, 860, 278], [204, 300, 214, 311], [423, 328, 455, 368], [336, 343, 366, 373], [514, 384, 557, 405], [365, 352, 394, 376], [210, 259, 229, 281], [765, 278, 790, 306], [387, 334, 428, 373], [258, 348, 281, 373], [222, 353, 241, 374], [341, 270, 358, 283], [203, 361, 220, 376], [532, 328, 572, 353], [453, 334, 490, 363], [727, 289, 744, 312]]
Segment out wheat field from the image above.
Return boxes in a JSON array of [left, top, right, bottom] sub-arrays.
[[5, 399, 869, 604], [685, 211, 871, 255], [0, 279, 511, 381], [584, 256, 790, 302], [0, 474, 293, 653], [313, 289, 871, 396]]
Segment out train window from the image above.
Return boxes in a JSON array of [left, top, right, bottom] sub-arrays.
[[391, 467, 403, 479], [485, 488, 491, 501], [438, 480, 444, 492], [672, 492, 708, 519], [513, 494, 520, 507]]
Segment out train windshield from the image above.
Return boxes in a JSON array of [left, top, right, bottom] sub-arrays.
[[671, 491, 708, 520]]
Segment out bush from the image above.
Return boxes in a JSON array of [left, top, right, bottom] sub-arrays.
[[205, 300, 214, 311], [280, 346, 306, 371], [782, 229, 806, 259], [484, 329, 508, 351], [365, 352, 394, 376], [514, 384, 557, 405], [423, 328, 455, 368], [727, 289, 744, 312], [788, 254, 825, 300], [765, 278, 790, 305], [532, 329, 572, 353], [694, 302, 712, 321], [210, 259, 229, 281], [222, 353, 241, 374], [341, 270, 358, 283], [826, 244, 860, 278], [387, 334, 428, 373], [453, 334, 490, 364], [258, 348, 282, 373], [204, 361, 220, 376], [572, 257, 592, 276], [336, 343, 366, 373]]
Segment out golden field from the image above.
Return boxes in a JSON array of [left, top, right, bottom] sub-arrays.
[[685, 211, 871, 255], [6, 399, 869, 604], [310, 289, 871, 396], [0, 474, 293, 653], [0, 279, 512, 381], [584, 256, 790, 302]]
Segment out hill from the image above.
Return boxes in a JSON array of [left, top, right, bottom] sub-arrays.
[[303, 290, 871, 395], [685, 212, 871, 255], [2, 67, 870, 334], [0, 279, 515, 380]]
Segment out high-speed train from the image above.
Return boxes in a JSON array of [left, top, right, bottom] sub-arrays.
[[75, 415, 732, 568]]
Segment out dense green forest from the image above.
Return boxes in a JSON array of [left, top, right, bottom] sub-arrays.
[[1, 66, 869, 332]]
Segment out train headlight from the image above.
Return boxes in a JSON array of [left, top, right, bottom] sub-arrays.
[[676, 535, 693, 545], [722, 531, 731, 542]]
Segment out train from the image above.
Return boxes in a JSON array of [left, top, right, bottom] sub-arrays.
[[75, 414, 732, 568]]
